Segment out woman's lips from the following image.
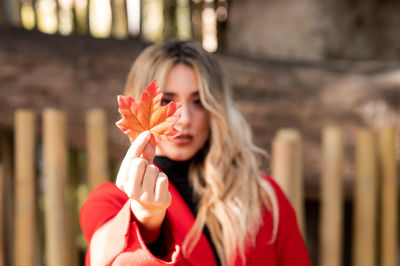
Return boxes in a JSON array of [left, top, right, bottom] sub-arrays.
[[172, 134, 193, 144]]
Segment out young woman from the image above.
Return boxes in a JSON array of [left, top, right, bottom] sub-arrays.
[[80, 40, 311, 266]]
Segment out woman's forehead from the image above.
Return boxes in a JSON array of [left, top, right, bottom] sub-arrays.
[[162, 64, 200, 96]]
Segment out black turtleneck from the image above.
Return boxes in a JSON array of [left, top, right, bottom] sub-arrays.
[[153, 156, 221, 266]]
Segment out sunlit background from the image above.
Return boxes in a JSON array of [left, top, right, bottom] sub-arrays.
[[2, 1, 400, 266], [18, 0, 229, 52]]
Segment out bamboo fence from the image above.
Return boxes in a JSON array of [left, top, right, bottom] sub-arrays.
[[14, 110, 37, 266], [271, 126, 398, 266], [0, 109, 398, 266], [319, 125, 344, 266]]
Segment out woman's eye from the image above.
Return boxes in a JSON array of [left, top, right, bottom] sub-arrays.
[[161, 98, 172, 106], [193, 99, 202, 106]]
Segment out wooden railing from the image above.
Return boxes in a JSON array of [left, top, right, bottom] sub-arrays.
[[272, 126, 398, 266], [0, 108, 398, 266], [1, 108, 111, 266]]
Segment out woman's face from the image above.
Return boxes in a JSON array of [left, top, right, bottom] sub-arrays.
[[156, 63, 210, 161]]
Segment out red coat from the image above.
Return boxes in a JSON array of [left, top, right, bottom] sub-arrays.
[[80, 175, 311, 266]]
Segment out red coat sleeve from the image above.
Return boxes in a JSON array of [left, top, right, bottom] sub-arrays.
[[79, 182, 180, 265], [267, 177, 312, 266], [80, 182, 129, 242]]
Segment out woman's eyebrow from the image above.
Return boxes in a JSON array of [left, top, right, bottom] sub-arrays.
[[163, 92, 175, 97], [163, 91, 200, 96]]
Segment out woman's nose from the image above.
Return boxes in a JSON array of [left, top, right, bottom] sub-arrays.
[[176, 102, 191, 129]]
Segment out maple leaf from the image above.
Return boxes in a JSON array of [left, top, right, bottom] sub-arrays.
[[116, 80, 182, 147]]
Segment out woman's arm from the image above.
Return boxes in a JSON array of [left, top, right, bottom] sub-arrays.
[[80, 182, 180, 265], [79, 132, 178, 265], [116, 131, 171, 244]]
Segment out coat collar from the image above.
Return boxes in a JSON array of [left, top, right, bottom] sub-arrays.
[[165, 172, 218, 266]]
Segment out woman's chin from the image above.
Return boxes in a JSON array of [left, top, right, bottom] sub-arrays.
[[156, 146, 195, 161], [165, 152, 194, 162]]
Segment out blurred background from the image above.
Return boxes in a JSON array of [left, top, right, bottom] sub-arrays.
[[0, 0, 399, 265]]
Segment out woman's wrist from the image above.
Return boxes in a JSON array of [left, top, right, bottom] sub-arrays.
[[130, 199, 167, 243]]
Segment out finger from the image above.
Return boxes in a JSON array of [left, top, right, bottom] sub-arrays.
[[140, 164, 159, 202], [154, 173, 171, 205], [116, 159, 129, 189], [116, 131, 150, 187], [142, 142, 155, 163], [126, 158, 148, 199], [123, 173, 134, 197], [128, 131, 151, 159]]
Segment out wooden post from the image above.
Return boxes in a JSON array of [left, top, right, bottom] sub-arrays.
[[141, 0, 164, 42], [14, 110, 37, 266], [353, 129, 377, 266], [43, 109, 70, 266], [319, 125, 344, 266], [163, 0, 176, 39], [0, 132, 13, 266], [176, 0, 191, 40], [271, 128, 305, 236], [74, 0, 89, 34], [379, 125, 398, 266], [271, 136, 292, 196], [58, 0, 74, 35], [86, 108, 109, 192], [111, 0, 128, 39], [190, 0, 203, 42]]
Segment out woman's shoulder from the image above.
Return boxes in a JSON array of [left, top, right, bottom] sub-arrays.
[[259, 174, 312, 265], [261, 174, 290, 203], [260, 173, 298, 227], [261, 174, 279, 190]]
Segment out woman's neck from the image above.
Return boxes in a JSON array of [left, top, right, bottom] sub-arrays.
[[153, 156, 191, 178]]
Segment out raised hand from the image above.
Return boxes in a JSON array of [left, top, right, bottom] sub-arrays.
[[116, 131, 171, 243]]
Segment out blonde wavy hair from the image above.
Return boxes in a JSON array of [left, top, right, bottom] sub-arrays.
[[124, 40, 279, 266]]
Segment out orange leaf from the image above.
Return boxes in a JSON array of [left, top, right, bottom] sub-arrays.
[[116, 80, 182, 146]]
